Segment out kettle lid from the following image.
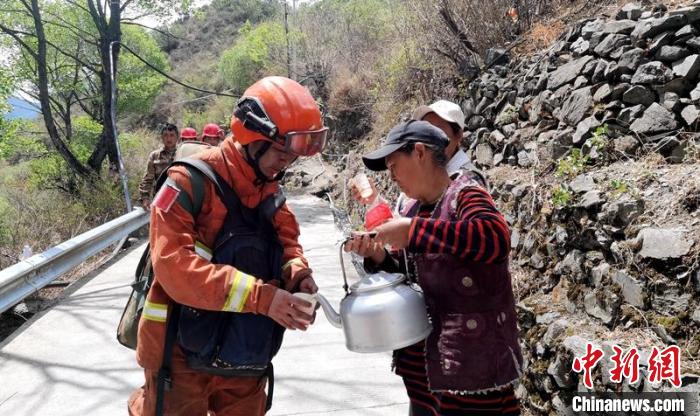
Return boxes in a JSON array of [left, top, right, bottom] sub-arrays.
[[349, 271, 405, 293]]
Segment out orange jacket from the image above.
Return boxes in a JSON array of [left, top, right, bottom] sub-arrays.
[[135, 138, 311, 370]]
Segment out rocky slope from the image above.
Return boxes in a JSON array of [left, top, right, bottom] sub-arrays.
[[323, 2, 700, 415], [456, 2, 700, 413]]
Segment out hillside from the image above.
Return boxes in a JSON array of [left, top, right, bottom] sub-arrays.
[[147, 0, 281, 125]]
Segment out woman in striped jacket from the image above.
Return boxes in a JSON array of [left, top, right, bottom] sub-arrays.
[[346, 120, 523, 416]]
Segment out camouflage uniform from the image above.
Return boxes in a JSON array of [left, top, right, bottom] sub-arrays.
[[138, 147, 176, 202]]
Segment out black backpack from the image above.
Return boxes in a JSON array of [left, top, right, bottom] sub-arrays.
[[116, 158, 226, 350], [116, 157, 285, 414]]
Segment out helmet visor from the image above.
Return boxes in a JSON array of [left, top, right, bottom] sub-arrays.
[[284, 128, 328, 156]]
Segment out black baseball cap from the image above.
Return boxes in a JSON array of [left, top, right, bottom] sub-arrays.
[[362, 120, 449, 171]]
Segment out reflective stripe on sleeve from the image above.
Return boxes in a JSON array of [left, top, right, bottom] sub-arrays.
[[222, 270, 256, 312], [282, 257, 305, 271], [194, 241, 213, 261], [143, 301, 168, 323]]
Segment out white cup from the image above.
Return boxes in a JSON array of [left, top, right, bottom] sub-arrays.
[[292, 292, 317, 324], [351, 173, 374, 199]]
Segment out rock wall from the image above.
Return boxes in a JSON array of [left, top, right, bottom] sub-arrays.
[[454, 2, 700, 414]]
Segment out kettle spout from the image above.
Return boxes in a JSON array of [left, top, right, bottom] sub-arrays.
[[315, 293, 342, 328]]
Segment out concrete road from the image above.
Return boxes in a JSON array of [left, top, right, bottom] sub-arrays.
[[0, 195, 408, 415]]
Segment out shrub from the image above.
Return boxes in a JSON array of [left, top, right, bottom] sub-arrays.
[[218, 21, 288, 92], [556, 149, 588, 178], [551, 185, 572, 208], [326, 72, 375, 147]]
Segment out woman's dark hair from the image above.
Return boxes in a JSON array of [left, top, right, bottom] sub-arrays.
[[396, 141, 448, 168], [160, 123, 178, 135]]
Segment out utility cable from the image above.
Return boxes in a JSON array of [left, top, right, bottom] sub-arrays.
[[117, 42, 240, 98]]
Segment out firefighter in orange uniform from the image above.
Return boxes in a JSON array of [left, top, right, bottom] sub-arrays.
[[128, 76, 329, 416]]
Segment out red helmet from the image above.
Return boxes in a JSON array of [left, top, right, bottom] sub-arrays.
[[180, 127, 198, 140], [202, 123, 222, 138], [230, 76, 327, 156]]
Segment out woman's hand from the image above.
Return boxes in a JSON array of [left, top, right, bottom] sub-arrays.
[[343, 232, 386, 264], [373, 217, 412, 250]]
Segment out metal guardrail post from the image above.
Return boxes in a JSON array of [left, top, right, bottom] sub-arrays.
[[0, 208, 149, 314]]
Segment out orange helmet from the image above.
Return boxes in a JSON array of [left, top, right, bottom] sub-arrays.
[[231, 76, 327, 156], [202, 123, 222, 138], [180, 127, 197, 140]]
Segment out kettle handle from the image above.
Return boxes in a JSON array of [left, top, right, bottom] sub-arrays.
[[339, 241, 350, 295], [340, 232, 378, 295]]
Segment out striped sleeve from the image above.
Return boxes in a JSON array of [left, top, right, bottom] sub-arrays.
[[407, 186, 510, 264]]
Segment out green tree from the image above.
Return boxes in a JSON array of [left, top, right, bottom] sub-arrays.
[[0, 68, 17, 148], [218, 21, 288, 92], [0, 0, 186, 179], [117, 25, 170, 116]]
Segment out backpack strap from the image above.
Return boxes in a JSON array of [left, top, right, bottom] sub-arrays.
[[153, 158, 227, 416], [259, 190, 287, 223], [152, 158, 232, 219], [155, 303, 180, 416]]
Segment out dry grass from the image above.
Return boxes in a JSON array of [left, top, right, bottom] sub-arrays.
[[516, 20, 566, 55], [0, 128, 158, 269]]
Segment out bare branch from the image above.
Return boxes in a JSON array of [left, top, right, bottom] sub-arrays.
[[46, 39, 100, 72], [0, 23, 38, 59], [64, 0, 91, 15], [81, 67, 100, 93], [19, 49, 37, 75], [74, 94, 99, 120], [18, 0, 32, 14], [120, 0, 135, 12], [121, 12, 152, 22], [438, 0, 477, 55], [18, 87, 40, 103], [0, 9, 29, 14], [122, 21, 186, 40], [3, 22, 101, 72], [48, 94, 66, 115], [85, 0, 105, 31], [41, 10, 99, 42]]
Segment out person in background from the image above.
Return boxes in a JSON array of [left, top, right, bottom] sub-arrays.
[[138, 123, 178, 210], [175, 124, 225, 160], [217, 124, 226, 143], [175, 126, 209, 160], [346, 120, 522, 416], [351, 99, 487, 211], [180, 127, 198, 142], [410, 99, 487, 188], [201, 123, 224, 146]]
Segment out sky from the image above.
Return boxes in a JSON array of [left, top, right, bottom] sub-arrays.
[[7, 97, 40, 120]]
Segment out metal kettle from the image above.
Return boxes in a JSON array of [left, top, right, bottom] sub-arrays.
[[315, 242, 432, 353]]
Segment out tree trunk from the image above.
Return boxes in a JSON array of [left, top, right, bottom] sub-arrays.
[[29, 0, 91, 178], [86, 0, 121, 173]]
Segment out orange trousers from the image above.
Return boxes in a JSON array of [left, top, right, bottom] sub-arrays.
[[128, 350, 267, 416]]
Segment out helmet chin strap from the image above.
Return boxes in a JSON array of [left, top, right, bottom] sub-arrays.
[[244, 142, 286, 184]]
